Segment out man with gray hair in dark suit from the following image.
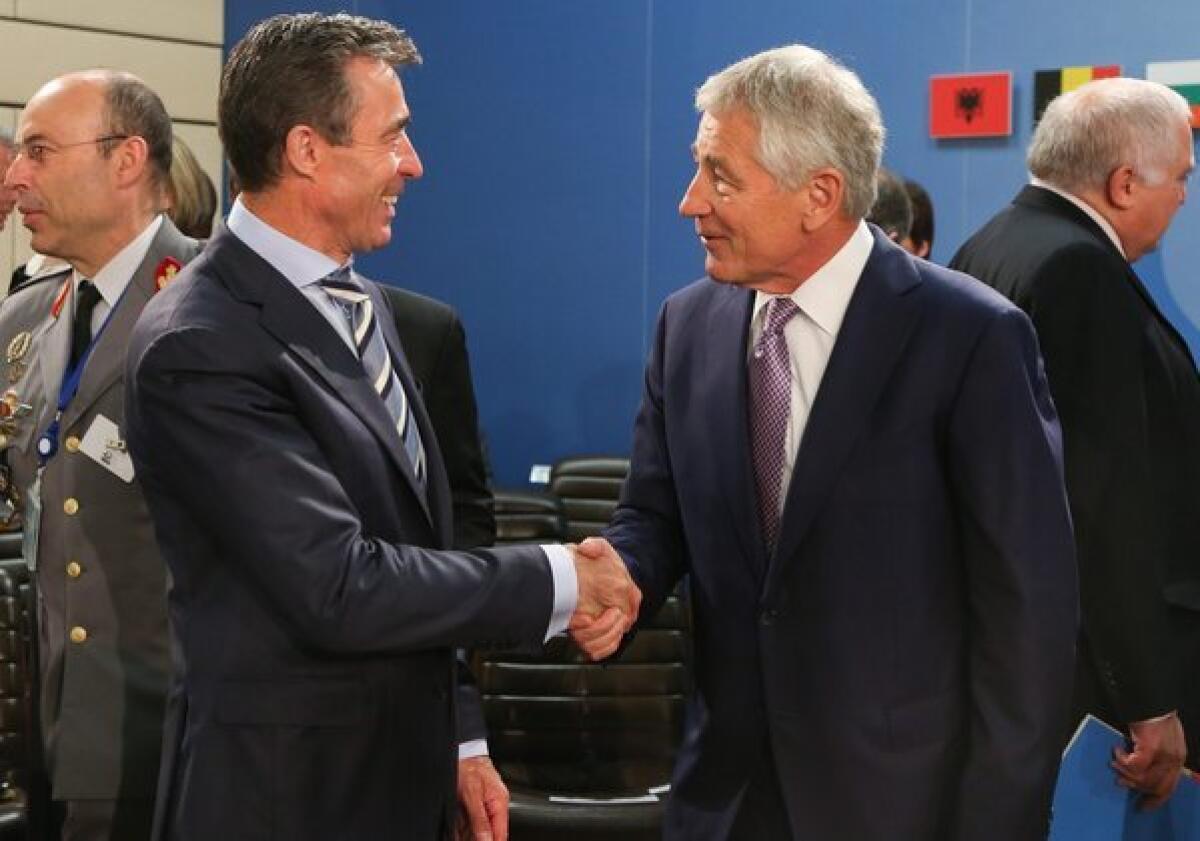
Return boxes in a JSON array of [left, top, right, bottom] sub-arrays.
[[952, 76, 1199, 809]]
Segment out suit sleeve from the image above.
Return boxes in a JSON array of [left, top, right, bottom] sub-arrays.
[[423, 313, 497, 550], [455, 653, 488, 745], [605, 300, 688, 622], [125, 323, 554, 655], [944, 306, 1078, 840], [1029, 246, 1176, 722]]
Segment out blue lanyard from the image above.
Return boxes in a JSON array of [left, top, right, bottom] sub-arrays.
[[36, 284, 127, 466]]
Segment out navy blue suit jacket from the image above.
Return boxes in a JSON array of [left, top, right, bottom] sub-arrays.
[[607, 229, 1078, 840], [125, 227, 554, 841]]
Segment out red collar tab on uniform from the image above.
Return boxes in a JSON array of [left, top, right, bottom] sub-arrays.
[[154, 257, 182, 292], [50, 277, 71, 319]]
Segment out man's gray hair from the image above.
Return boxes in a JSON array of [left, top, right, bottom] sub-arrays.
[[696, 44, 885, 219], [1028, 77, 1192, 192]]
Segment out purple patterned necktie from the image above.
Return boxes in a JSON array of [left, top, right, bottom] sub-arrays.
[[749, 297, 799, 554]]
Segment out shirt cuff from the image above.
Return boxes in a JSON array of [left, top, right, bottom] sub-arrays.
[[458, 739, 488, 760], [541, 543, 578, 642]]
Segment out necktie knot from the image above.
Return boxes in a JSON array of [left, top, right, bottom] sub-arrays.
[[320, 266, 366, 299], [763, 296, 799, 337], [320, 267, 368, 326]]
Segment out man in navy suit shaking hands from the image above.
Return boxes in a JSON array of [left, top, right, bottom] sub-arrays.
[[125, 13, 639, 841], [577, 45, 1079, 840]]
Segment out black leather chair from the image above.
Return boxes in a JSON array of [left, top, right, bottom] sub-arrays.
[[481, 591, 689, 841], [0, 534, 31, 838], [547, 457, 629, 543], [493, 490, 566, 545], [480, 459, 689, 840]]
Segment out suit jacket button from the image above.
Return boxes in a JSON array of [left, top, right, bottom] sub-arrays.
[[65, 436, 81, 453], [69, 626, 87, 644], [66, 561, 82, 578], [760, 609, 777, 626]]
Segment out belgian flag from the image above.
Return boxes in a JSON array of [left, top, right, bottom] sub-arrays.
[[1033, 65, 1120, 123]]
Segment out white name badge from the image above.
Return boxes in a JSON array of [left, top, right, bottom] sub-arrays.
[[79, 414, 135, 483]]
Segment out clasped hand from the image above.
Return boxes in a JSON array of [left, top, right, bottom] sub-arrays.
[[568, 537, 642, 660], [1113, 712, 1188, 810]]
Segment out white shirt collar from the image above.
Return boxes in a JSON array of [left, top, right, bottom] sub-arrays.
[[1029, 176, 1126, 259], [226, 197, 346, 290], [752, 219, 873, 337], [76, 213, 164, 304]]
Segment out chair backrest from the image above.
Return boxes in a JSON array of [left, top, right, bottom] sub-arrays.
[[493, 490, 565, 545], [0, 537, 31, 825], [548, 456, 629, 541], [482, 457, 690, 797], [476, 586, 689, 795]]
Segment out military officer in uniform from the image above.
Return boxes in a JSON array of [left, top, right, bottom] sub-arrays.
[[0, 70, 202, 840]]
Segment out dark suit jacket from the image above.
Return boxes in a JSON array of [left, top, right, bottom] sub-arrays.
[[951, 185, 1200, 734], [124, 227, 555, 841], [381, 285, 494, 550], [606, 228, 1078, 841], [0, 218, 200, 801]]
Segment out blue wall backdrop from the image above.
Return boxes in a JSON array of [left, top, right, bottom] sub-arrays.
[[225, 1, 1200, 486]]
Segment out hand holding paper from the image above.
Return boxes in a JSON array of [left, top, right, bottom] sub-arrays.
[[1113, 713, 1187, 810]]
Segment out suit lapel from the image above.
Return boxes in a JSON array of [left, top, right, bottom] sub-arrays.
[[763, 232, 923, 597], [372, 283, 452, 546], [709, 286, 770, 579], [213, 230, 435, 528], [37, 275, 73, 413], [1122, 265, 1196, 365]]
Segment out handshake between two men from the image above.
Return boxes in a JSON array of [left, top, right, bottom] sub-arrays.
[[567, 537, 643, 660]]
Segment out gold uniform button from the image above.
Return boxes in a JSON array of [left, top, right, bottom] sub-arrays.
[[66, 562, 82, 578], [63, 498, 79, 516], [65, 436, 81, 453], [0, 435, 8, 449], [69, 626, 87, 644]]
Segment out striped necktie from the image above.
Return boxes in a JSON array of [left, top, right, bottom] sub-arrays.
[[321, 268, 426, 486]]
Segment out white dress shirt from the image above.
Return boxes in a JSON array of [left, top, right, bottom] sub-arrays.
[[75, 213, 164, 336], [748, 220, 873, 512]]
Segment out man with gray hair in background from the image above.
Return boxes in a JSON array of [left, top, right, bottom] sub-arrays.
[[576, 43, 1078, 839], [952, 77, 1200, 808]]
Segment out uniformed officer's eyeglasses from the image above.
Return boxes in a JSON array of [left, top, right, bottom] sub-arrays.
[[13, 135, 131, 164]]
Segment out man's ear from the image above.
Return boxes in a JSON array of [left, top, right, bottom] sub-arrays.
[[1105, 164, 1138, 211], [111, 135, 149, 188], [800, 167, 845, 233], [282, 125, 322, 180]]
